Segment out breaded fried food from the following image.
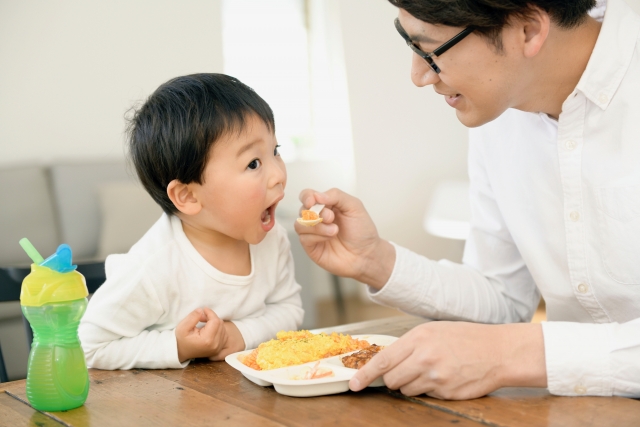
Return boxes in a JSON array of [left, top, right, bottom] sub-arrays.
[[240, 330, 370, 371], [341, 344, 384, 369]]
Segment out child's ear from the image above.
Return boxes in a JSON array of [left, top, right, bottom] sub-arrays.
[[167, 179, 202, 216]]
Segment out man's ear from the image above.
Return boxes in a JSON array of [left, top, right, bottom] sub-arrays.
[[167, 179, 202, 216], [521, 7, 550, 58]]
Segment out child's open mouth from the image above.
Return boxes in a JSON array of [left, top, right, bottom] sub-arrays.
[[261, 203, 276, 232]]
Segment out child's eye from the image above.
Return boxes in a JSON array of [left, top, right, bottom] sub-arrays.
[[274, 145, 281, 156], [247, 159, 262, 170]]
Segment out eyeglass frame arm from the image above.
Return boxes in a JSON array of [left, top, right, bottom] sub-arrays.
[[433, 27, 474, 56]]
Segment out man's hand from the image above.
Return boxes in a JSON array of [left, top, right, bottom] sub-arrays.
[[294, 188, 396, 290], [349, 321, 547, 400], [175, 308, 245, 363]]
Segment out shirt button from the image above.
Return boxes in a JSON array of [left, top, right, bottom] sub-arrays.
[[598, 93, 609, 104], [577, 283, 589, 294], [565, 140, 577, 150], [569, 211, 580, 222], [574, 385, 587, 395]]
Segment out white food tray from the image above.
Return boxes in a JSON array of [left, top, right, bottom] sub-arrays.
[[225, 334, 397, 397]]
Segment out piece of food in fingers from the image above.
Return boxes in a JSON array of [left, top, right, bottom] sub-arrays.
[[297, 209, 323, 227], [341, 344, 384, 369], [302, 210, 319, 221]]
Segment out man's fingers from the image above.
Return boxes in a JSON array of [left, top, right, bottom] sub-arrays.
[[294, 221, 338, 237], [400, 376, 436, 397], [319, 188, 363, 216], [382, 357, 429, 392], [298, 188, 360, 215], [349, 341, 414, 391]]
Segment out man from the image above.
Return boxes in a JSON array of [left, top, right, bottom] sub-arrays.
[[295, 0, 640, 399]]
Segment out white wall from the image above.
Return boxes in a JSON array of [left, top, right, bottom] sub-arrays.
[[627, 0, 640, 13], [1, 0, 639, 260], [337, 0, 640, 262], [338, 0, 469, 262], [0, 0, 223, 166]]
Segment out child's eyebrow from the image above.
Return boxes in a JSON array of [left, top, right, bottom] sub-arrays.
[[236, 139, 261, 158]]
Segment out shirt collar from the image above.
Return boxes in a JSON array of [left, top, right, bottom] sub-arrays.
[[575, 0, 640, 110]]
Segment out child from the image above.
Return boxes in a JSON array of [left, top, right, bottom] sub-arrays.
[[79, 73, 304, 370]]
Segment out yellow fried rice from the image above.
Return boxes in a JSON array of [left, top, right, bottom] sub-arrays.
[[241, 330, 370, 370]]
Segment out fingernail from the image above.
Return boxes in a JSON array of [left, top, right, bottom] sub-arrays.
[[350, 378, 361, 391]]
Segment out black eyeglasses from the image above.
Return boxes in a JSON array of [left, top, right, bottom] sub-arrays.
[[394, 18, 473, 74]]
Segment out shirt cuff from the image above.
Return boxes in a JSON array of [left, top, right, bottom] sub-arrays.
[[367, 242, 432, 312], [170, 329, 191, 369], [542, 321, 612, 396], [231, 319, 257, 350]]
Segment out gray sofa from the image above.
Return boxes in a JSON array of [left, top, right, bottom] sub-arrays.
[[0, 160, 161, 380]]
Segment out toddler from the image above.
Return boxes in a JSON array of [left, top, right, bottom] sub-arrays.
[[79, 73, 304, 369]]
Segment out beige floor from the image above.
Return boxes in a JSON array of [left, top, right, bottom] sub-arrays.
[[316, 297, 547, 329]]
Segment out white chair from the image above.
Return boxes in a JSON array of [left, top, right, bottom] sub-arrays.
[[424, 180, 471, 241]]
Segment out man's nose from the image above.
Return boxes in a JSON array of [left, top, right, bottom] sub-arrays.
[[410, 54, 440, 87]]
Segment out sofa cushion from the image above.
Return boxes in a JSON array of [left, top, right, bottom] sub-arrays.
[[0, 165, 59, 266], [49, 161, 138, 260], [97, 181, 162, 258]]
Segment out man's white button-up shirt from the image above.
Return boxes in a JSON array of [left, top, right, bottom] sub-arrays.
[[370, 0, 640, 396]]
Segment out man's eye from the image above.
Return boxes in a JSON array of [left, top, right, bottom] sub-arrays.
[[274, 145, 281, 156], [247, 159, 261, 170]]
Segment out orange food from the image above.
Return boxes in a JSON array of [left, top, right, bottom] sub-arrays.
[[240, 330, 370, 371], [301, 210, 319, 221]]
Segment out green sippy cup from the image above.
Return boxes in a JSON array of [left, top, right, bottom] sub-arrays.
[[19, 238, 90, 412]]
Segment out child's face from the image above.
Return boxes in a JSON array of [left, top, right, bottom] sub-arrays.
[[194, 114, 286, 245]]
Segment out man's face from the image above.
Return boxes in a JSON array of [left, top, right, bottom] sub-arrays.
[[398, 9, 523, 127]]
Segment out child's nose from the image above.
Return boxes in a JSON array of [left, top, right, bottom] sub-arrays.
[[268, 160, 286, 189], [411, 54, 440, 87]]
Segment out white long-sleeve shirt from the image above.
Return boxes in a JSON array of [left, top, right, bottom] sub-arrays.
[[370, 0, 640, 397], [79, 214, 303, 370]]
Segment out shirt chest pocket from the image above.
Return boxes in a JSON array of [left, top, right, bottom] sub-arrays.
[[596, 186, 640, 284]]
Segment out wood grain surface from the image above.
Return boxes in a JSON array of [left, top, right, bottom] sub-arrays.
[[2, 315, 639, 427]]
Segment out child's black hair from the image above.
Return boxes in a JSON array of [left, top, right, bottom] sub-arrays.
[[126, 73, 275, 214]]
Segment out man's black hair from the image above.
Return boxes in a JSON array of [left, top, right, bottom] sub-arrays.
[[389, 0, 597, 49], [126, 73, 275, 215]]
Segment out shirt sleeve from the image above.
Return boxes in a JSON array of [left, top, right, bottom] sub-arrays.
[[542, 318, 640, 397], [368, 128, 540, 324], [231, 225, 304, 349], [79, 254, 188, 370]]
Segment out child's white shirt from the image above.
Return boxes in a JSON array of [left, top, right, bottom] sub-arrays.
[[79, 214, 304, 370]]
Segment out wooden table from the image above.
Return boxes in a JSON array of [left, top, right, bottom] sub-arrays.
[[2, 315, 640, 426]]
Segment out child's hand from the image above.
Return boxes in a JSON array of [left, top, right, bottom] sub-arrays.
[[208, 321, 245, 362], [176, 308, 241, 363]]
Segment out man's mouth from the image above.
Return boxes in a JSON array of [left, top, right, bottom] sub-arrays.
[[445, 93, 462, 108]]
